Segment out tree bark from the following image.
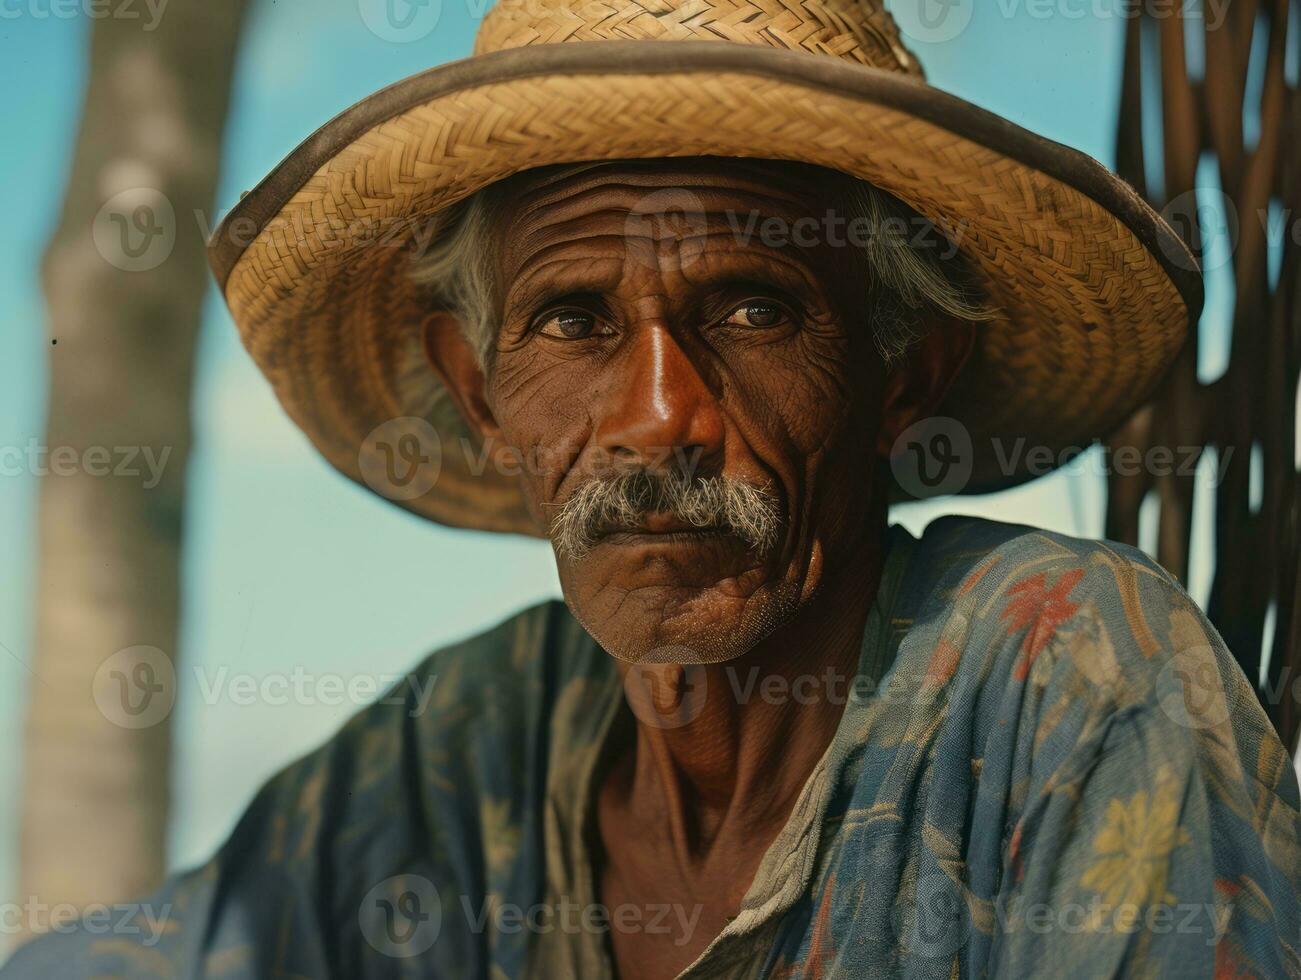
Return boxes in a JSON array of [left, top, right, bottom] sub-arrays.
[[19, 0, 248, 918]]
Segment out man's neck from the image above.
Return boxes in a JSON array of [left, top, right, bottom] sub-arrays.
[[609, 526, 888, 864]]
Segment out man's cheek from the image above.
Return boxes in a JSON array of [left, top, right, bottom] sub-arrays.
[[498, 429, 566, 520], [737, 338, 856, 453], [490, 348, 577, 419], [493, 368, 588, 477], [766, 381, 856, 459]]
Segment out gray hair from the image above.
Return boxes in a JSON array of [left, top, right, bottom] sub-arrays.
[[411, 164, 992, 371]]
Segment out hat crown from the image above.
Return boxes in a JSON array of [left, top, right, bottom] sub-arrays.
[[474, 0, 923, 75]]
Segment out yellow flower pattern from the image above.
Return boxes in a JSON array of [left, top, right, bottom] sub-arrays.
[[1080, 771, 1191, 911]]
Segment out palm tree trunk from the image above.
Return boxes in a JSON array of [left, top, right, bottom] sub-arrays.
[[19, 0, 248, 919]]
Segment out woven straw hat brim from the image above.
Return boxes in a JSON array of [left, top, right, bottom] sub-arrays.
[[210, 41, 1202, 535]]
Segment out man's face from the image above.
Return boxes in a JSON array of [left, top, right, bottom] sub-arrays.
[[438, 160, 940, 663]]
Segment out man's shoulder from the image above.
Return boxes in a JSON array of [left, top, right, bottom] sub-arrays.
[[0, 598, 601, 979], [398, 595, 590, 707], [909, 513, 1163, 581], [411, 595, 581, 678], [895, 514, 1297, 800], [898, 515, 1225, 707], [905, 514, 1178, 616], [247, 596, 598, 844], [287, 597, 588, 775]]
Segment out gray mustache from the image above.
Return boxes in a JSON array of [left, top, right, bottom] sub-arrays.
[[549, 470, 781, 560]]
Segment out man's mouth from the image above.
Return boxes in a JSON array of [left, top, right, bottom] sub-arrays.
[[638, 512, 711, 534], [595, 511, 734, 546]]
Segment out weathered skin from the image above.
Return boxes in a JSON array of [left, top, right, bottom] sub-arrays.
[[424, 158, 972, 978]]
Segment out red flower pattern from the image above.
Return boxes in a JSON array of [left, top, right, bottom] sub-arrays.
[[1002, 568, 1085, 681]]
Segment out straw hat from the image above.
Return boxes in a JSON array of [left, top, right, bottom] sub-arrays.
[[208, 0, 1202, 535]]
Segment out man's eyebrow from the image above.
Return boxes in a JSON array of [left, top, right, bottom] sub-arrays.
[[503, 250, 625, 313], [501, 221, 838, 309], [693, 274, 809, 310], [680, 244, 832, 299]]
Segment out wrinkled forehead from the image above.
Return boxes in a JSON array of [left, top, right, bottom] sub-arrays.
[[492, 157, 859, 284], [502, 157, 841, 214]]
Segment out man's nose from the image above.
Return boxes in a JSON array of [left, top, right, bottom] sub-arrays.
[[592, 326, 724, 469]]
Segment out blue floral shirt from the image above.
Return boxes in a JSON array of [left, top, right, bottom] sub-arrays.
[[4, 517, 1298, 978]]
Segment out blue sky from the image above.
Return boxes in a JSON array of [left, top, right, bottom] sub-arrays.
[[0, 0, 1251, 944]]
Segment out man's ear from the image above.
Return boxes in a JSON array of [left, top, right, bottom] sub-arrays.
[[875, 314, 976, 456], [421, 311, 502, 443]]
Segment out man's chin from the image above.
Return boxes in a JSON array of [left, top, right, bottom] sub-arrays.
[[560, 576, 801, 666]]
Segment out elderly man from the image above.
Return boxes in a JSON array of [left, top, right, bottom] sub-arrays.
[[7, 0, 1298, 977]]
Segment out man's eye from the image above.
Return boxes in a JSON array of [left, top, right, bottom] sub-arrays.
[[536, 310, 608, 340], [721, 301, 789, 329]]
